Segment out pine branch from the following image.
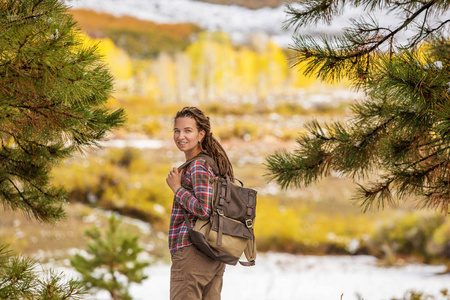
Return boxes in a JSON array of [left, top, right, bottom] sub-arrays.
[[269, 2, 450, 212], [356, 176, 396, 212], [288, 0, 448, 82], [407, 18, 450, 48], [357, 116, 395, 148], [284, 0, 342, 31]]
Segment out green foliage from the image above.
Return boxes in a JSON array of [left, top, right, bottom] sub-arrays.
[[0, 0, 125, 298], [285, 0, 450, 84], [0, 245, 86, 300], [267, 0, 450, 212], [70, 215, 149, 300], [0, 0, 125, 222]]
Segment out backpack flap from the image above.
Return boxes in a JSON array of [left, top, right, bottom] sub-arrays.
[[213, 176, 257, 222], [210, 213, 253, 240]]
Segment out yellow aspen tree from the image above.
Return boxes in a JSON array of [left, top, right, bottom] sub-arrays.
[[186, 32, 235, 102], [265, 41, 289, 95], [151, 52, 176, 102], [288, 62, 316, 89], [209, 33, 235, 100], [186, 34, 207, 102], [235, 47, 259, 97], [174, 52, 192, 103]]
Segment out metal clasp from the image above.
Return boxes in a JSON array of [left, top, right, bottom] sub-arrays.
[[245, 219, 253, 228]]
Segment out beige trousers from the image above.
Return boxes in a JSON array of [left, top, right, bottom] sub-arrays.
[[170, 245, 226, 300]]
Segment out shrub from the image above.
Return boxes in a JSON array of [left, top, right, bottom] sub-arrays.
[[70, 215, 149, 300], [255, 196, 373, 254], [390, 289, 449, 300], [217, 121, 260, 140], [426, 220, 450, 256], [52, 148, 174, 228], [370, 211, 446, 261], [142, 120, 162, 136]]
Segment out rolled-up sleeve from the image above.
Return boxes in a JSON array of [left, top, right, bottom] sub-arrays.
[[175, 159, 213, 220]]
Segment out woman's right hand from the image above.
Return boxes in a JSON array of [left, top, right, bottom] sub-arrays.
[[166, 167, 183, 193]]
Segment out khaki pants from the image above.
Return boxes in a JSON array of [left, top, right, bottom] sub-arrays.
[[170, 245, 226, 300]]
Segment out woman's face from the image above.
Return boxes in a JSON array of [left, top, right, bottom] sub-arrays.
[[173, 117, 205, 159]]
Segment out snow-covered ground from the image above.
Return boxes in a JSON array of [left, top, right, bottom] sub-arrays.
[[63, 0, 439, 48], [64, 0, 293, 46], [62, 253, 449, 300]]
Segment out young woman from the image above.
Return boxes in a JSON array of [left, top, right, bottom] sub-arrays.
[[166, 107, 234, 300]]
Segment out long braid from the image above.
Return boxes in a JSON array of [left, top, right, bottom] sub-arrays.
[[174, 107, 234, 178]]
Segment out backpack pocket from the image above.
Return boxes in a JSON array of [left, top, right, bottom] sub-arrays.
[[210, 214, 253, 239], [190, 219, 249, 264]]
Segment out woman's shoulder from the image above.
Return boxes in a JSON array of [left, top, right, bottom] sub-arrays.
[[188, 157, 215, 176]]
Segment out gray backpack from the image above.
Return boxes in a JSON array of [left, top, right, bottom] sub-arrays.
[[179, 154, 257, 266]]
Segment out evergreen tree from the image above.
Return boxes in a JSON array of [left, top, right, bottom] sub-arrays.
[[0, 0, 125, 298], [0, 245, 86, 299], [0, 0, 125, 222], [70, 215, 150, 300], [266, 0, 450, 212]]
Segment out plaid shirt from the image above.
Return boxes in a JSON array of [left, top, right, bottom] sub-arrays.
[[168, 158, 215, 255]]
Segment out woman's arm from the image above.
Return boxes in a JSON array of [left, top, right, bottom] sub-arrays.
[[174, 159, 213, 220]]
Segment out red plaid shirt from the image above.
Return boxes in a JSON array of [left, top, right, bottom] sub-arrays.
[[168, 158, 215, 255]]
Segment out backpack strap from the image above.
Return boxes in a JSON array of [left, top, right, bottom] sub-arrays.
[[182, 209, 193, 231], [196, 154, 243, 186], [195, 153, 220, 175], [177, 153, 218, 174]]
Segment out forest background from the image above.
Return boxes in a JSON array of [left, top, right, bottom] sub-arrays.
[[1, 0, 449, 284]]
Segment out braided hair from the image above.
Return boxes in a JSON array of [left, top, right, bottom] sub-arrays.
[[174, 107, 234, 178]]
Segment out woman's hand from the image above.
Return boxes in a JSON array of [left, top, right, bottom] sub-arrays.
[[166, 167, 183, 193]]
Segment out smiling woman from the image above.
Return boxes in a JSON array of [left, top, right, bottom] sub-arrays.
[[165, 106, 234, 299]]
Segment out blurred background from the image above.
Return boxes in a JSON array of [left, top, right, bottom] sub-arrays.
[[1, 0, 449, 299]]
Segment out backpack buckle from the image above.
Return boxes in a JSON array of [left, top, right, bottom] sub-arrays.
[[245, 219, 253, 228]]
